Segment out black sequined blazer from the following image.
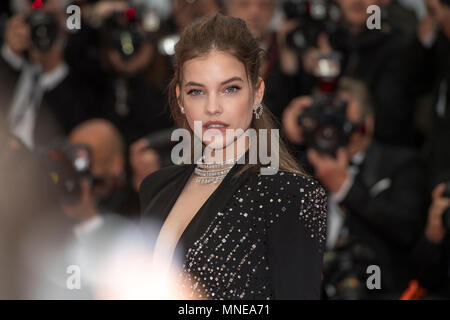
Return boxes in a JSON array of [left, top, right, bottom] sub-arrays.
[[139, 161, 327, 300]]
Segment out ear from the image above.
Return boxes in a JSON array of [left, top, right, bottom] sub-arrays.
[[254, 77, 265, 106], [175, 84, 184, 113]]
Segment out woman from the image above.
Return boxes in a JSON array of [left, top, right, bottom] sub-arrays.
[[139, 14, 327, 300]]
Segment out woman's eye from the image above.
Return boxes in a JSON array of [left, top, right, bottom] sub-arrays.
[[225, 86, 241, 94], [187, 89, 203, 96]]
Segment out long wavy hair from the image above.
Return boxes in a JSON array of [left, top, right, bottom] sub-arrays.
[[167, 13, 306, 179]]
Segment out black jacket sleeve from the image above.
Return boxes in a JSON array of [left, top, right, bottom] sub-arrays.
[[411, 233, 450, 291], [267, 181, 327, 299]]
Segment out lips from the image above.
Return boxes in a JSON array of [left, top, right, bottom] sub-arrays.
[[203, 121, 229, 129]]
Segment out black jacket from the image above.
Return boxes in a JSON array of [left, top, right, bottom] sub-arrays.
[[411, 233, 450, 297], [94, 71, 173, 146], [262, 33, 315, 121], [410, 31, 450, 187], [330, 25, 415, 146], [139, 160, 328, 299], [337, 141, 426, 293], [0, 54, 93, 148]]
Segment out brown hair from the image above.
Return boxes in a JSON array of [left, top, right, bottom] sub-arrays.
[[167, 13, 306, 179]]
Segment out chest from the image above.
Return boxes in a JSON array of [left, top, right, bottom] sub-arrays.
[[178, 184, 287, 299], [164, 183, 218, 237], [154, 179, 221, 263]]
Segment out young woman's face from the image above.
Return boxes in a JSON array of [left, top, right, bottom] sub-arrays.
[[177, 50, 264, 149]]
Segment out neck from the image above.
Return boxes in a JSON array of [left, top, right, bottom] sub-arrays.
[[202, 134, 250, 164]]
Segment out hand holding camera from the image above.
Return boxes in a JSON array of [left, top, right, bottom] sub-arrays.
[[307, 147, 350, 193], [282, 95, 312, 145], [4, 10, 65, 72], [61, 177, 99, 221]]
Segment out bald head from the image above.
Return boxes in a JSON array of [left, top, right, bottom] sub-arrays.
[[70, 119, 124, 156]]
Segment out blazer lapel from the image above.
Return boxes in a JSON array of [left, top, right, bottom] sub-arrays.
[[175, 161, 251, 258], [141, 164, 196, 244]]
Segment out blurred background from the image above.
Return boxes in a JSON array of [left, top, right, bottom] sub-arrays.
[[0, 0, 449, 299]]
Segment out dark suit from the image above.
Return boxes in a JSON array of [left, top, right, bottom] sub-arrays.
[[410, 31, 450, 188], [330, 25, 415, 146], [0, 50, 95, 149], [337, 141, 426, 294], [93, 71, 174, 146]]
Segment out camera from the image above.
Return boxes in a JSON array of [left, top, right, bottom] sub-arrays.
[[314, 51, 342, 93], [102, 10, 145, 61], [297, 96, 361, 156], [26, 10, 59, 51], [283, 0, 340, 52], [39, 143, 98, 205], [442, 182, 450, 231]]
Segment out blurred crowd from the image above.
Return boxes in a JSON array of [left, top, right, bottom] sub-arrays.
[[0, 0, 449, 299]]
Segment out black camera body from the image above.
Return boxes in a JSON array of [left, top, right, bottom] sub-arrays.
[[102, 11, 145, 61], [26, 10, 59, 51], [283, 0, 340, 52], [297, 96, 359, 156], [40, 144, 92, 205]]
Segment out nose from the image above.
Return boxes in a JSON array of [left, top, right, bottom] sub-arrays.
[[204, 92, 222, 115]]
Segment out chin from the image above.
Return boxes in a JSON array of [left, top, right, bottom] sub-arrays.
[[203, 140, 229, 150], [203, 136, 237, 151]]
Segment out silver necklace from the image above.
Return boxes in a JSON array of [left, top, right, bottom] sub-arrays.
[[194, 154, 242, 184]]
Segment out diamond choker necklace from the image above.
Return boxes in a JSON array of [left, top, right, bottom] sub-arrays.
[[194, 154, 242, 184]]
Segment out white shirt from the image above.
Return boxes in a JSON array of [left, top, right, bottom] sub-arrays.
[[2, 44, 69, 149], [326, 151, 366, 250]]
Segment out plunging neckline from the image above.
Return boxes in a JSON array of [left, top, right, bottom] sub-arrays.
[[155, 160, 242, 266], [164, 148, 256, 263], [171, 164, 228, 257]]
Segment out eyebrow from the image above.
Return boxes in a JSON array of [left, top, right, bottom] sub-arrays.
[[185, 77, 244, 87]]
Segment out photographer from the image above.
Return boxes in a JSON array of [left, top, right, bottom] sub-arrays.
[[411, 174, 450, 298], [4, 118, 141, 298], [283, 78, 426, 297], [291, 0, 416, 146], [409, 0, 450, 292], [92, 3, 174, 146], [225, 0, 319, 119], [411, 0, 450, 187], [0, 0, 94, 149], [61, 118, 140, 223]]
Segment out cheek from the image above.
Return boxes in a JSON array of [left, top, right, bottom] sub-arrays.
[[226, 94, 253, 126], [183, 97, 203, 122]]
